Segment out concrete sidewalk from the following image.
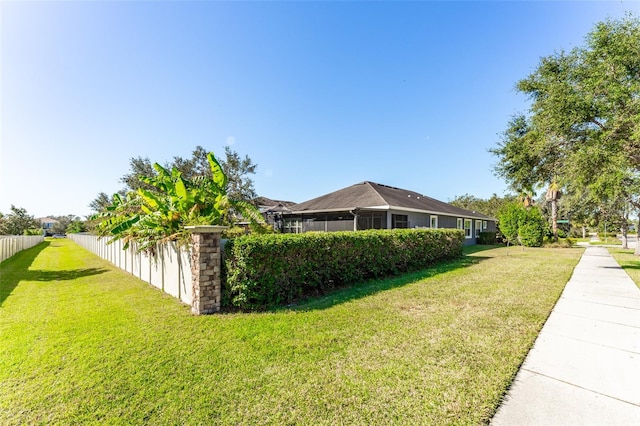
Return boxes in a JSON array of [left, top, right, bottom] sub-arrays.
[[491, 246, 640, 426]]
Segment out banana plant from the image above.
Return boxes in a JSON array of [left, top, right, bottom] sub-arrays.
[[94, 152, 264, 252]]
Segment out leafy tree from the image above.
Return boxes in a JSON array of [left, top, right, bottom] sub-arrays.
[[449, 193, 516, 219], [92, 145, 260, 227], [497, 203, 546, 248], [219, 145, 258, 203], [492, 14, 640, 251], [491, 114, 564, 240], [46, 215, 84, 235], [120, 157, 156, 192], [518, 208, 547, 247], [0, 206, 40, 235], [119, 145, 258, 203], [89, 192, 124, 213], [66, 219, 88, 234], [497, 203, 524, 247], [94, 152, 264, 252]]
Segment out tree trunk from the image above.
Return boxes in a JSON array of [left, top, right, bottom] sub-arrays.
[[621, 225, 628, 249], [635, 216, 640, 256], [551, 198, 558, 242], [582, 225, 586, 239]]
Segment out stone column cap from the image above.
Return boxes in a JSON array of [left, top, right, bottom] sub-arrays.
[[185, 225, 228, 233]]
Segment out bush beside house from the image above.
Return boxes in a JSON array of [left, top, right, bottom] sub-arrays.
[[477, 231, 498, 245], [224, 228, 464, 310]]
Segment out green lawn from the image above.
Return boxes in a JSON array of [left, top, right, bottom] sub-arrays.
[[0, 239, 583, 425], [590, 236, 622, 245], [608, 248, 640, 289]]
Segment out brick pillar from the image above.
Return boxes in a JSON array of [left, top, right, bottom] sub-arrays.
[[185, 226, 227, 315]]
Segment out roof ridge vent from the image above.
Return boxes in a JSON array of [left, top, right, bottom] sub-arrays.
[[373, 182, 404, 191]]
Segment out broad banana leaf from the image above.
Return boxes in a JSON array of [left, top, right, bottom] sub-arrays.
[[207, 153, 228, 192], [137, 188, 162, 211]]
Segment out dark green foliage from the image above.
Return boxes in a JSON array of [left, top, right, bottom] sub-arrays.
[[93, 152, 264, 253], [477, 231, 497, 245], [450, 194, 516, 219], [498, 203, 547, 247], [498, 203, 548, 247], [493, 15, 640, 253], [520, 208, 547, 247], [224, 229, 464, 310], [0, 206, 40, 236], [543, 236, 574, 248], [497, 203, 524, 245]]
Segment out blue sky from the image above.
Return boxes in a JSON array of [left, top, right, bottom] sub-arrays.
[[2, 1, 639, 218]]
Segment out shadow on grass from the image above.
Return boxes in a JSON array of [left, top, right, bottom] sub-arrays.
[[281, 253, 492, 313], [618, 264, 640, 271], [463, 244, 504, 255], [0, 241, 108, 307]]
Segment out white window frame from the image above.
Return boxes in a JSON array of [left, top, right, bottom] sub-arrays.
[[457, 218, 463, 230], [475, 220, 482, 238], [464, 219, 472, 239], [483, 220, 487, 230], [430, 215, 438, 228]]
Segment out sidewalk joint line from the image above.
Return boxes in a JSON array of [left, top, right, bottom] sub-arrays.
[[558, 297, 640, 312], [551, 311, 640, 330], [543, 330, 640, 356], [521, 368, 640, 408]]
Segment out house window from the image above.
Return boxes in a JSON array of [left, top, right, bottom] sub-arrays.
[[475, 220, 482, 238], [457, 218, 463, 230], [392, 214, 409, 229], [284, 219, 302, 234], [483, 220, 487, 230], [464, 219, 472, 239], [430, 215, 438, 228]]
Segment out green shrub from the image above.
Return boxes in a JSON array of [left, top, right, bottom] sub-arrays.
[[223, 226, 248, 238], [544, 237, 574, 248], [477, 231, 497, 245], [569, 227, 584, 238], [224, 229, 464, 310], [497, 203, 523, 245], [519, 208, 546, 247], [497, 203, 547, 247]]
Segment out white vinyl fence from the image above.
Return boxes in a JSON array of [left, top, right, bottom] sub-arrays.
[[0, 235, 45, 263], [68, 234, 193, 306]]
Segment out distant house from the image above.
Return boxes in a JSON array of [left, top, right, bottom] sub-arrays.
[[39, 217, 58, 236], [255, 196, 297, 232], [281, 181, 496, 245]]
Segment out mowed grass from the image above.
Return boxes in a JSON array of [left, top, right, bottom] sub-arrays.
[[0, 239, 583, 425], [608, 248, 640, 289]]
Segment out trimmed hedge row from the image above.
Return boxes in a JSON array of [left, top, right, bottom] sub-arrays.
[[477, 231, 498, 245], [223, 228, 464, 310]]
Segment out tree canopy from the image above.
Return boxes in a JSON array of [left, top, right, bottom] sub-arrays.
[[93, 151, 263, 252], [0, 206, 40, 236], [448, 193, 516, 219], [115, 145, 258, 203], [491, 14, 640, 250]]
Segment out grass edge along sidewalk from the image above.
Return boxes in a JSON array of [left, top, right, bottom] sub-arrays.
[[0, 239, 582, 425], [608, 247, 640, 289]]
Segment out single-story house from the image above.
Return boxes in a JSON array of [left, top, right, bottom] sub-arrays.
[[281, 181, 496, 245]]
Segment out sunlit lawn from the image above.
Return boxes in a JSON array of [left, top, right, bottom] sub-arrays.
[[608, 248, 640, 289], [0, 239, 582, 425], [590, 236, 622, 245]]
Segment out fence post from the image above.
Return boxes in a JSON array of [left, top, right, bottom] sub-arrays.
[[185, 226, 227, 315]]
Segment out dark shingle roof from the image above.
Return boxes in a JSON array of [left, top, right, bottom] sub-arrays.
[[290, 181, 493, 220]]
